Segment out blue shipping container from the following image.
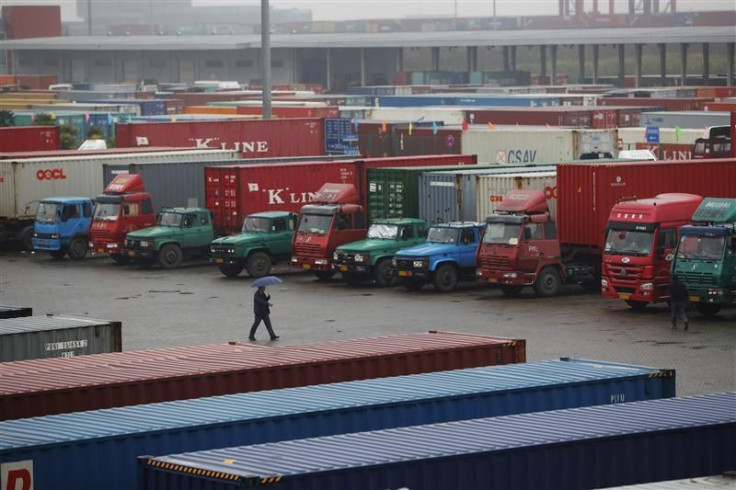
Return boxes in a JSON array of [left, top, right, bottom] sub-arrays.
[[138, 392, 735, 490], [0, 358, 674, 490], [87, 99, 167, 116]]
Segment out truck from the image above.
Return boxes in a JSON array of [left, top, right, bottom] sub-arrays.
[[122, 207, 214, 268], [671, 197, 736, 317], [332, 218, 428, 286], [31, 197, 94, 260], [393, 221, 484, 292], [209, 211, 298, 278], [291, 183, 367, 280], [88, 174, 156, 264], [692, 125, 732, 159], [600, 194, 704, 309]]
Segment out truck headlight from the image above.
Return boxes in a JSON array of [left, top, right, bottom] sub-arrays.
[[140, 241, 150, 248], [503, 272, 518, 279], [640, 283, 653, 291], [413, 260, 426, 268], [333, 252, 339, 261], [707, 288, 723, 295], [392, 258, 397, 266], [291, 256, 297, 263], [355, 254, 367, 263], [33, 233, 39, 238], [314, 258, 328, 265], [51, 234, 59, 239], [601, 279, 609, 287], [106, 243, 118, 249]]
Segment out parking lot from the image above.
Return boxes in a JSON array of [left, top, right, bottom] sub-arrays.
[[1, 250, 734, 397]]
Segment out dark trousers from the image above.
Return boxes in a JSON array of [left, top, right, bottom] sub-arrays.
[[670, 301, 688, 327], [250, 314, 276, 339]]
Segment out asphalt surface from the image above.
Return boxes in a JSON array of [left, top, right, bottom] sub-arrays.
[[1, 250, 734, 397]]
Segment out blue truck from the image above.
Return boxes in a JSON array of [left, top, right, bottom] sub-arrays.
[[31, 197, 94, 260], [392, 221, 484, 292]]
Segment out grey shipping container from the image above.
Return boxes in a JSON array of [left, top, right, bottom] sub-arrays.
[[640, 111, 731, 129], [419, 165, 556, 223], [598, 473, 736, 489], [0, 315, 121, 362], [138, 392, 735, 490], [0, 305, 32, 320]]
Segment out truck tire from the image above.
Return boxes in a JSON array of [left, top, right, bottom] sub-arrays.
[[49, 249, 67, 260], [246, 252, 271, 278], [342, 272, 364, 286], [158, 244, 183, 269], [433, 263, 458, 292], [533, 267, 561, 297], [314, 271, 335, 281], [373, 259, 396, 287], [67, 238, 88, 260], [500, 285, 524, 296], [625, 300, 648, 310], [695, 303, 721, 317], [219, 264, 243, 278], [19, 226, 34, 252]]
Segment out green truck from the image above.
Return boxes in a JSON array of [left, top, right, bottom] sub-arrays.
[[209, 211, 298, 278], [122, 207, 214, 268], [332, 218, 428, 286], [672, 197, 736, 317]]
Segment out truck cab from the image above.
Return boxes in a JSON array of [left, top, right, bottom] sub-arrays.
[[89, 174, 156, 264], [210, 211, 298, 278], [333, 218, 428, 287], [291, 183, 367, 280], [600, 193, 703, 309], [692, 125, 731, 159], [672, 197, 736, 317], [123, 207, 214, 268], [393, 221, 483, 292], [32, 197, 94, 260]]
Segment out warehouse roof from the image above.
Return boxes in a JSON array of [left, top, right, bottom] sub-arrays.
[[0, 26, 730, 51]]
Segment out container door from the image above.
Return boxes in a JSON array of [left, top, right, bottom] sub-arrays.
[[179, 59, 195, 84], [71, 58, 87, 82], [122, 59, 140, 83]]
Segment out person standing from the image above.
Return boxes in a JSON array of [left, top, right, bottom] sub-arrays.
[[669, 274, 689, 331], [250, 286, 279, 341]]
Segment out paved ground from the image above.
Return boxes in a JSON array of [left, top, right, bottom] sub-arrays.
[[1, 250, 734, 397]]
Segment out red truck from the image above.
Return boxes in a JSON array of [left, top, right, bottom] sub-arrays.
[[89, 174, 156, 263], [291, 183, 366, 280], [475, 159, 736, 298]]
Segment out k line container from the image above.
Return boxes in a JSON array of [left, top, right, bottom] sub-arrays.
[[0, 331, 524, 420], [0, 315, 122, 362], [138, 392, 735, 490], [0, 126, 59, 152], [557, 158, 736, 250], [0, 306, 32, 320], [0, 358, 674, 490]]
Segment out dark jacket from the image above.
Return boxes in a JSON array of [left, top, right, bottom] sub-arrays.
[[253, 290, 271, 316], [669, 278, 688, 303]]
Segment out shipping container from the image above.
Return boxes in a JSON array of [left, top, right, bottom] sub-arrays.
[[475, 171, 558, 221], [206, 155, 477, 234], [0, 126, 59, 152], [392, 126, 464, 157], [0, 5, 61, 39], [14, 102, 141, 116], [183, 105, 239, 115], [617, 126, 705, 149], [0, 146, 181, 161], [11, 75, 59, 91], [703, 102, 736, 112], [598, 473, 736, 489], [633, 142, 693, 160], [0, 315, 121, 362], [597, 97, 713, 112], [233, 105, 340, 119], [367, 106, 468, 125], [0, 358, 674, 490], [467, 106, 594, 127], [138, 392, 735, 490], [0, 331, 524, 420], [557, 159, 736, 250], [640, 111, 732, 129], [0, 306, 32, 320], [115, 118, 325, 157], [87, 99, 168, 117]]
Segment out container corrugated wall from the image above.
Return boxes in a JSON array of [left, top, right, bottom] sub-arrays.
[[0, 358, 674, 490], [0, 331, 525, 420], [475, 171, 558, 221], [462, 127, 574, 164], [138, 392, 736, 490], [597, 474, 736, 489], [0, 305, 32, 320]]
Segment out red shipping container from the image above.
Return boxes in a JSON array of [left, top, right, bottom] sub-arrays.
[[1, 5, 61, 39], [0, 126, 59, 152], [168, 92, 260, 108], [115, 118, 325, 157], [557, 159, 736, 250], [0, 331, 525, 420], [597, 97, 713, 112], [12, 74, 58, 90], [467, 107, 593, 128], [703, 102, 736, 112], [392, 126, 464, 157], [206, 154, 477, 233], [634, 142, 693, 160], [235, 105, 339, 119]]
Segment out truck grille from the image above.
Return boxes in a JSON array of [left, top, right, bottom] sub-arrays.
[[605, 263, 644, 282], [478, 256, 511, 270], [210, 246, 232, 257], [334, 251, 356, 263], [293, 243, 323, 258], [34, 232, 55, 239], [90, 229, 113, 241], [679, 271, 716, 285], [125, 240, 148, 250]]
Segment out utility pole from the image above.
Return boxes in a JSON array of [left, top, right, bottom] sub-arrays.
[[261, 0, 272, 119]]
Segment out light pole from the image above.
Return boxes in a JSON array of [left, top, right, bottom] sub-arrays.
[[261, 0, 272, 119]]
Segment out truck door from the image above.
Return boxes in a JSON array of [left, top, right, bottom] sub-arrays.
[[458, 227, 477, 267], [270, 217, 293, 256]]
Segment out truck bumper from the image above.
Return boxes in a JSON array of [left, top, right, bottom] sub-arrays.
[[687, 289, 735, 306], [396, 269, 429, 279], [90, 241, 123, 255], [291, 257, 332, 271], [475, 269, 533, 286], [333, 262, 370, 274], [601, 278, 665, 304], [211, 256, 246, 267], [123, 249, 155, 260], [32, 238, 62, 251]]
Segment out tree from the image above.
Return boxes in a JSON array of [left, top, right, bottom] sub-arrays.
[[59, 124, 78, 150], [32, 113, 55, 126], [0, 110, 15, 127], [87, 126, 104, 139]]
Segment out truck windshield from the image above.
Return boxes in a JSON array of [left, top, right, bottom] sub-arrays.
[[677, 235, 725, 261], [483, 222, 521, 245], [243, 216, 270, 232], [297, 214, 332, 235], [427, 227, 459, 244], [604, 229, 653, 255], [367, 224, 398, 239], [158, 212, 183, 227], [36, 202, 60, 224], [93, 203, 120, 222]]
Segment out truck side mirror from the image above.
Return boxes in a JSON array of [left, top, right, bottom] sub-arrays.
[[663, 248, 675, 261]]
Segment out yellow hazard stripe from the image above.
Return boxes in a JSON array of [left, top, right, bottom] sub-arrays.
[[648, 369, 675, 378], [146, 460, 244, 482]]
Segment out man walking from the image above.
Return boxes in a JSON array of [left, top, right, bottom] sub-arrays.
[[250, 286, 279, 341], [669, 274, 689, 330]]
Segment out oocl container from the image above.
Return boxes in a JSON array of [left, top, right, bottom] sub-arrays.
[[138, 392, 735, 490], [0, 358, 674, 490], [0, 315, 121, 362], [0, 331, 524, 420], [0, 306, 32, 320]]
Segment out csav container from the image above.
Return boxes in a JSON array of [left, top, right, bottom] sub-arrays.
[[0, 126, 59, 152], [0, 331, 524, 420], [137, 392, 735, 490], [0, 358, 674, 490], [0, 315, 121, 362], [0, 306, 32, 320]]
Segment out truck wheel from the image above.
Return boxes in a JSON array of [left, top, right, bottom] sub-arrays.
[[111, 254, 131, 265], [373, 259, 396, 287], [342, 272, 364, 286], [67, 238, 88, 260], [246, 252, 272, 278], [533, 267, 561, 297], [219, 264, 243, 278], [49, 249, 67, 260], [433, 263, 458, 292], [500, 285, 524, 296], [695, 303, 721, 317], [158, 244, 183, 269], [314, 271, 335, 281], [625, 300, 648, 310], [19, 226, 34, 252]]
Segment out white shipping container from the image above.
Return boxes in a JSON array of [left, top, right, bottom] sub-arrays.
[[27, 103, 142, 116], [366, 107, 467, 125], [617, 127, 706, 148], [0, 150, 241, 220], [475, 171, 558, 221]]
